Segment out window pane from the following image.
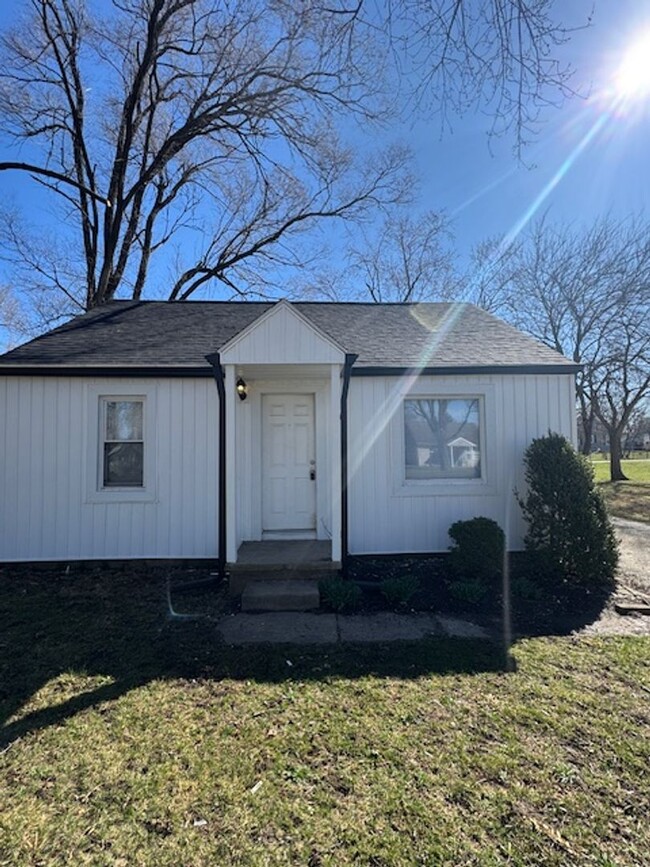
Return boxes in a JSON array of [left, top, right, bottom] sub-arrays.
[[104, 442, 144, 486], [405, 398, 481, 480], [106, 400, 143, 441]]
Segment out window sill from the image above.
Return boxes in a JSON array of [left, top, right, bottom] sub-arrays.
[[86, 487, 157, 504], [392, 479, 497, 498]]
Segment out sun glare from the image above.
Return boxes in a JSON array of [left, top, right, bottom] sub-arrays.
[[616, 30, 650, 100]]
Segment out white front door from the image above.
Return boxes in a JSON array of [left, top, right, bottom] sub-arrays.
[[262, 394, 316, 533]]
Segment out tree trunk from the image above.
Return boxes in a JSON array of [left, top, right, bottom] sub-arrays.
[[578, 410, 594, 455], [609, 431, 629, 481], [576, 390, 595, 455]]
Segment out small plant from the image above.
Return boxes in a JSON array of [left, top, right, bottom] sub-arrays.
[[517, 432, 618, 599], [446, 576, 490, 606], [380, 575, 420, 608], [509, 572, 545, 603], [319, 576, 362, 612], [446, 517, 505, 609]]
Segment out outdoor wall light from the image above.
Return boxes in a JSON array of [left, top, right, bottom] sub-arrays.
[[236, 376, 248, 401]]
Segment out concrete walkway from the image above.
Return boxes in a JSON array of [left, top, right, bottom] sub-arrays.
[[217, 611, 489, 645]]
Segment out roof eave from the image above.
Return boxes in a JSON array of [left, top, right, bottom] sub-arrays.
[[0, 364, 213, 377], [351, 363, 582, 376], [0, 361, 582, 377]]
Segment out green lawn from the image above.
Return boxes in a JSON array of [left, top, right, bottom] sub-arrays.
[[590, 458, 650, 484], [1, 568, 649, 866], [589, 459, 650, 523]]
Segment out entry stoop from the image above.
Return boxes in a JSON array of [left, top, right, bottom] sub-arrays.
[[241, 579, 320, 612], [227, 539, 341, 611]]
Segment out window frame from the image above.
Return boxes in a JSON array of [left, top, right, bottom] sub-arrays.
[[101, 397, 145, 489], [403, 395, 484, 483], [392, 382, 496, 498], [85, 384, 157, 504]]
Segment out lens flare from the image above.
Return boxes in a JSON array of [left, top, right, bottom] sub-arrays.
[[616, 30, 650, 100]]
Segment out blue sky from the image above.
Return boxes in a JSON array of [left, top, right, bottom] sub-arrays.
[[409, 0, 650, 259], [1, 0, 649, 325]]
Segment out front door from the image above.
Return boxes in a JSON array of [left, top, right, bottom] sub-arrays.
[[262, 394, 316, 533]]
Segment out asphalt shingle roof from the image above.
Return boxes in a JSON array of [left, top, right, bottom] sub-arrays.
[[0, 300, 577, 372]]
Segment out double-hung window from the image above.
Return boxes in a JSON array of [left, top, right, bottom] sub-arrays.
[[404, 397, 482, 481], [101, 398, 144, 488]]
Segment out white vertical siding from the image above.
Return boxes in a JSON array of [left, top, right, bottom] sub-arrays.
[[0, 376, 219, 561], [347, 372, 576, 554], [0, 368, 576, 561], [221, 304, 344, 365]]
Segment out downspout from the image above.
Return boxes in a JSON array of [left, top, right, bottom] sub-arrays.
[[340, 353, 358, 579], [205, 353, 227, 580]]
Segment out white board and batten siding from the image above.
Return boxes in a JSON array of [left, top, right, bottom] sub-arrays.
[[0, 376, 219, 561], [347, 372, 577, 555], [0, 366, 577, 562], [219, 302, 344, 366]]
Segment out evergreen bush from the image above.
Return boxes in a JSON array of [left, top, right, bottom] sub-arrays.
[[517, 432, 618, 599], [446, 517, 505, 609]]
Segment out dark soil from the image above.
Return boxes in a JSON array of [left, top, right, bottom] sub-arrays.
[[346, 552, 614, 636]]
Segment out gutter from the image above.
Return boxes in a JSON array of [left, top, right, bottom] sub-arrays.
[[0, 362, 582, 378], [340, 353, 358, 579], [205, 353, 227, 581]]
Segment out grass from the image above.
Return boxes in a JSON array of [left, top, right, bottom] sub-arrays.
[[1, 568, 650, 866], [589, 458, 650, 523], [590, 459, 650, 484]]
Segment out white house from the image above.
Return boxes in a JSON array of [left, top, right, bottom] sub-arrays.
[[0, 300, 578, 579]]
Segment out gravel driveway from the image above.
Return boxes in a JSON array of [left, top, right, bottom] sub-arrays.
[[581, 517, 650, 636]]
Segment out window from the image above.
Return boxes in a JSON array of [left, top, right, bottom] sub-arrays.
[[101, 398, 144, 487], [404, 397, 481, 481]]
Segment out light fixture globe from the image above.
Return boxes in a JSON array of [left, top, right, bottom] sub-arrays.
[[236, 376, 248, 401]]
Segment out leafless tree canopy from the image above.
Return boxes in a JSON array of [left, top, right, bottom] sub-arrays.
[[467, 217, 650, 479], [389, 0, 580, 150], [0, 0, 582, 322], [348, 210, 457, 303]]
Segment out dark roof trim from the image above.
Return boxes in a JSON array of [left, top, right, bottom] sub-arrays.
[[0, 362, 581, 378], [0, 365, 213, 378], [351, 364, 582, 376]]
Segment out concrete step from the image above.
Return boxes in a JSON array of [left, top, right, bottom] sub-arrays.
[[241, 579, 320, 612], [230, 570, 327, 596]]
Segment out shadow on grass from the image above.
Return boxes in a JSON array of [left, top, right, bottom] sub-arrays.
[[1, 566, 513, 749]]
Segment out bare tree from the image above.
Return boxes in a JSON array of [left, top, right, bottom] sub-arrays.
[[463, 234, 523, 315], [0, 281, 27, 351], [467, 217, 650, 478], [621, 407, 650, 457], [590, 310, 650, 479], [392, 0, 582, 155], [0, 0, 409, 318], [349, 210, 457, 302], [0, 0, 586, 321]]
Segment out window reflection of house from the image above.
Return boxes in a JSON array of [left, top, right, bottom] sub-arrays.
[[447, 435, 479, 468], [404, 397, 481, 479]]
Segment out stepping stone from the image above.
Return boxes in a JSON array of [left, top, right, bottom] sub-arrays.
[[218, 612, 337, 645], [437, 616, 489, 638], [241, 579, 320, 612]]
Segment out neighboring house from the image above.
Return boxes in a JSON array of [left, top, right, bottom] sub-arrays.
[[447, 436, 480, 470], [0, 300, 579, 572]]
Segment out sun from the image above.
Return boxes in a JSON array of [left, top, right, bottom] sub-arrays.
[[615, 30, 650, 100]]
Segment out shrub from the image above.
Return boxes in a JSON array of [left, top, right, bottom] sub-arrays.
[[446, 517, 505, 609], [319, 576, 362, 612], [517, 432, 618, 598], [448, 517, 506, 582], [380, 575, 420, 608]]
